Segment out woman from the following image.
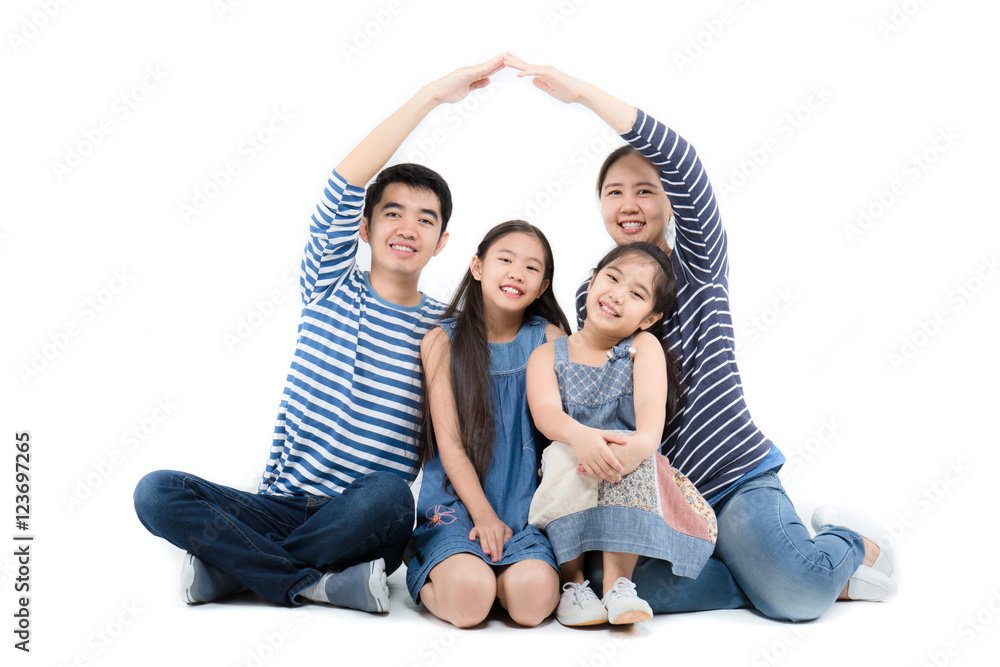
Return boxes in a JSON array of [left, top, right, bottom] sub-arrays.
[[503, 52, 896, 622]]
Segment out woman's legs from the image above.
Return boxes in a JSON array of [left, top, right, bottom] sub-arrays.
[[714, 473, 865, 621], [420, 554, 497, 628], [496, 559, 559, 626]]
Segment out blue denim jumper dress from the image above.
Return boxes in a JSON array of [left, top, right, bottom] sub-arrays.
[[529, 335, 716, 579], [406, 316, 558, 602]]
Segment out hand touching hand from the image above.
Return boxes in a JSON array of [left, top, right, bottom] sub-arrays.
[[425, 54, 505, 105], [571, 428, 626, 482], [503, 52, 586, 104]]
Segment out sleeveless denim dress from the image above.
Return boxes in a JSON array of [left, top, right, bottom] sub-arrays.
[[406, 316, 558, 602], [528, 335, 717, 579]]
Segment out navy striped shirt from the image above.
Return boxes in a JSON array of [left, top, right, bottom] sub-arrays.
[[259, 170, 446, 497], [576, 110, 784, 501]]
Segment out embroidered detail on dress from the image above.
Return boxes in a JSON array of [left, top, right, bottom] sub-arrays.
[[426, 505, 457, 526]]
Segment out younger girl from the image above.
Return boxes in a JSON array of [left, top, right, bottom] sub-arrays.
[[526, 242, 717, 626], [406, 220, 571, 628]]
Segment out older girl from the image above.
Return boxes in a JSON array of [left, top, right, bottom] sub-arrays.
[[406, 220, 570, 628]]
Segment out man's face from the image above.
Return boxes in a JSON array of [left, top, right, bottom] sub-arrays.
[[360, 183, 449, 278]]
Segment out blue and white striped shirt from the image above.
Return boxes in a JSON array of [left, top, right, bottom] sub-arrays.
[[576, 110, 784, 501], [259, 170, 446, 497]]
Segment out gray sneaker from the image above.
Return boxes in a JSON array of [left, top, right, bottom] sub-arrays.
[[602, 577, 652, 624], [556, 580, 608, 626], [181, 552, 246, 604], [323, 558, 390, 613]]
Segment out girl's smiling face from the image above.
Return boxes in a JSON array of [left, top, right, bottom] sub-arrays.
[[586, 254, 663, 338], [470, 231, 550, 316]]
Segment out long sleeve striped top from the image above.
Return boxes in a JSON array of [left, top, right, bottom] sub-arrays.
[[258, 170, 446, 497], [576, 109, 784, 502]]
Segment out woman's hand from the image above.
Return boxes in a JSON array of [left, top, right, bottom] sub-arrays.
[[571, 428, 626, 482], [469, 513, 514, 562], [503, 52, 586, 104], [424, 54, 505, 105]]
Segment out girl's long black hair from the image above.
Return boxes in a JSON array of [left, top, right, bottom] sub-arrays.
[[421, 220, 571, 485], [590, 242, 683, 423]]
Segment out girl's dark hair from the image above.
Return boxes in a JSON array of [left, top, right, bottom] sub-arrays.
[[592, 242, 683, 422], [421, 220, 571, 484]]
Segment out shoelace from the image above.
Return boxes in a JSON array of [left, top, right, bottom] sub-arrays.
[[608, 577, 638, 598], [563, 580, 599, 605]]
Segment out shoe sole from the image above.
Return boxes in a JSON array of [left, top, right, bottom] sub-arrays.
[[180, 553, 199, 605], [609, 610, 652, 625], [557, 616, 608, 627], [367, 559, 389, 613]]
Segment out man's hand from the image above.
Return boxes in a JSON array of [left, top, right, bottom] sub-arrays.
[[425, 54, 505, 105]]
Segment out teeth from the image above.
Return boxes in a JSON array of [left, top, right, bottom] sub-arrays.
[[620, 222, 644, 230], [599, 302, 619, 317], [501, 286, 523, 295], [391, 244, 415, 253]]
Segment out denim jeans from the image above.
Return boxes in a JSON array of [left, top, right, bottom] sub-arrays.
[[590, 472, 865, 621], [133, 470, 415, 605]]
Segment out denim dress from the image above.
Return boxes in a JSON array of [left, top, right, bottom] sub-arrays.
[[406, 316, 558, 602], [528, 335, 717, 579]]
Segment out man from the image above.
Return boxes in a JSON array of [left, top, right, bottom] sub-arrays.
[[134, 55, 504, 612]]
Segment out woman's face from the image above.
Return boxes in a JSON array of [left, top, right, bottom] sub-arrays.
[[599, 153, 673, 251]]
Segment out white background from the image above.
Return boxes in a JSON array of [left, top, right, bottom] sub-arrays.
[[3, 1, 998, 665]]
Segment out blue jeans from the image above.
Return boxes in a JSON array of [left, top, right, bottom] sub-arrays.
[[591, 472, 865, 621], [133, 470, 415, 605]]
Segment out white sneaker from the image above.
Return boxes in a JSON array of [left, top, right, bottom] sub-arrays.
[[556, 580, 608, 626], [602, 577, 652, 624]]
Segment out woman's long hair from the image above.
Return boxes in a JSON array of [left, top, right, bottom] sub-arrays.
[[591, 242, 683, 422], [421, 220, 571, 485]]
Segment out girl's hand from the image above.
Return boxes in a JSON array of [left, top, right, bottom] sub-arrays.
[[571, 428, 626, 482], [424, 54, 505, 105], [469, 514, 513, 562], [503, 52, 586, 104]]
